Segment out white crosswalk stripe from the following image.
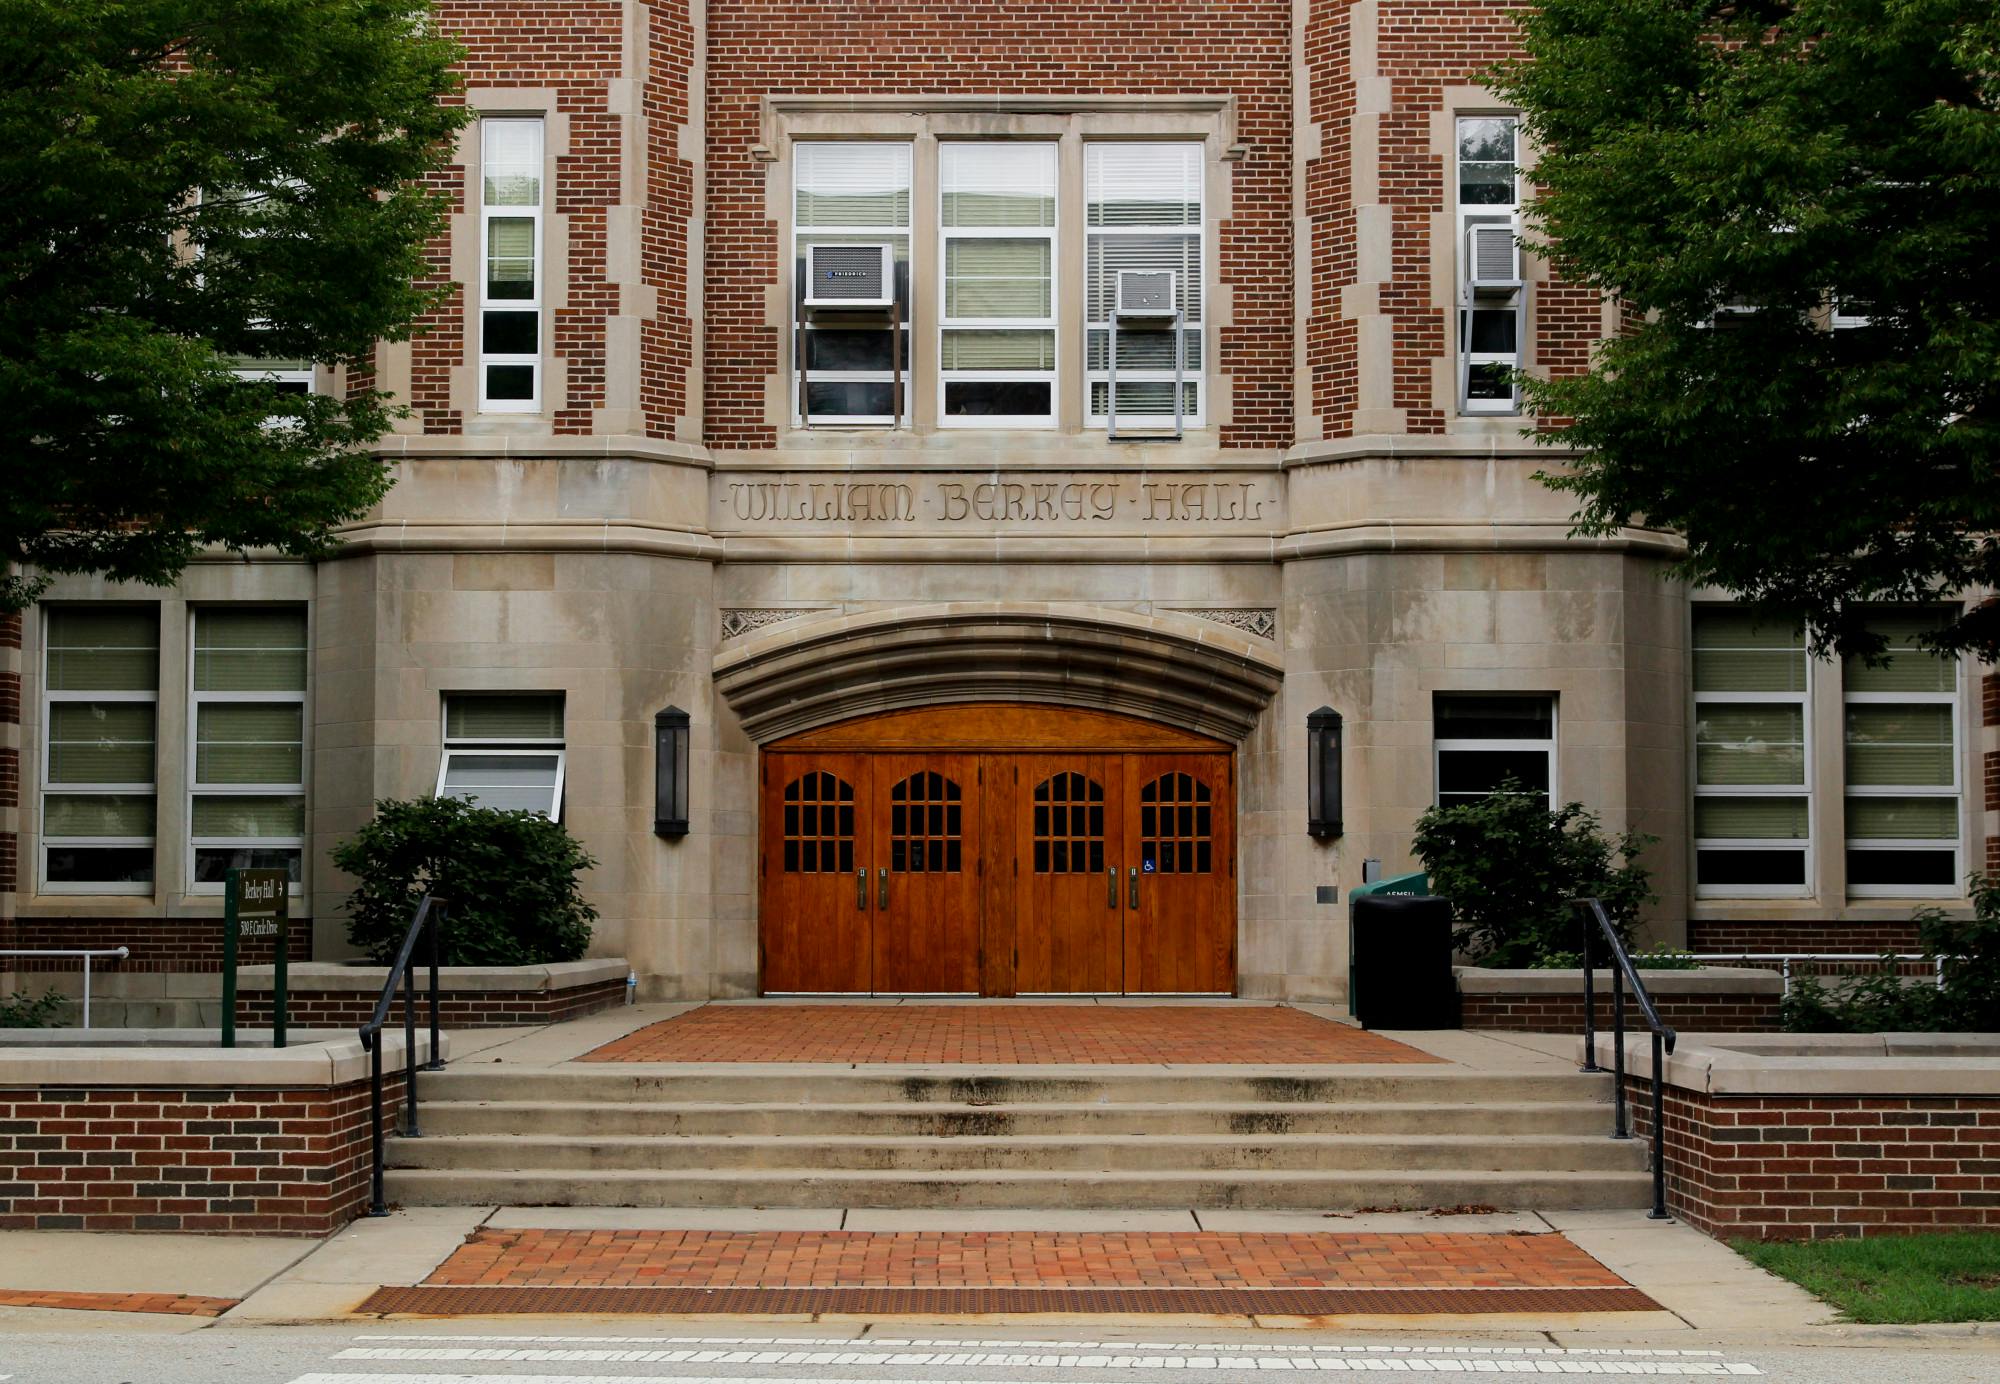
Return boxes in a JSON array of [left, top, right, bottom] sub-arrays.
[[303, 1371, 1763, 1383], [350, 1337, 1731, 1357]]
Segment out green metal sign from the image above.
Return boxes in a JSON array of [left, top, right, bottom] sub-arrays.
[[220, 868, 291, 1050]]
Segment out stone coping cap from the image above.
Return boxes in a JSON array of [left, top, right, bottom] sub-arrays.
[[1586, 1030, 2000, 1096], [1456, 966, 1783, 995], [234, 958, 629, 993], [0, 1029, 447, 1089]]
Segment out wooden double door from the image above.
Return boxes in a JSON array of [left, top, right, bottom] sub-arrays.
[[758, 706, 1235, 995]]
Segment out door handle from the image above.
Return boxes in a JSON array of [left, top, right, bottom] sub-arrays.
[[856, 868, 867, 911], [1129, 866, 1140, 910], [878, 866, 889, 909], [1107, 866, 1118, 909]]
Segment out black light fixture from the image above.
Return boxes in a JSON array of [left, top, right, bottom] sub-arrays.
[[654, 706, 690, 837], [1306, 706, 1343, 839]]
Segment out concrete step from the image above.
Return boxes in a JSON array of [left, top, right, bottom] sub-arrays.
[[417, 1068, 1607, 1107], [417, 1098, 1615, 1139], [381, 1165, 1655, 1211], [385, 1130, 1649, 1174]]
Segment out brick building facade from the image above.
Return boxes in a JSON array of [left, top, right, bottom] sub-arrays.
[[2, 0, 1995, 1005]]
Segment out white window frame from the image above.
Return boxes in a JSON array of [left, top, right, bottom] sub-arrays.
[[186, 607, 308, 897], [1691, 625, 1814, 900], [1455, 114, 1523, 416], [936, 142, 1059, 430], [436, 696, 566, 821], [39, 609, 158, 896], [1432, 694, 1558, 812], [1844, 648, 1962, 900], [791, 141, 913, 428], [1084, 141, 1207, 430], [479, 116, 545, 413]]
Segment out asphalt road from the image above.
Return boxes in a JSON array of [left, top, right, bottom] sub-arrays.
[[1, 1326, 1997, 1384]]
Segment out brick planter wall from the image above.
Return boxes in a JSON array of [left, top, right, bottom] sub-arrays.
[[3, 916, 307, 972], [1626, 1078, 2000, 1241], [235, 977, 626, 1030], [1688, 921, 1923, 955], [1456, 968, 1785, 1034], [0, 1033, 436, 1235]]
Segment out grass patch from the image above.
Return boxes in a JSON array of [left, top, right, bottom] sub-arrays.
[[1734, 1232, 2000, 1323]]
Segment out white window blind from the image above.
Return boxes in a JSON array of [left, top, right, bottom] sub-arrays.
[[1844, 609, 1961, 895], [938, 143, 1057, 426], [1692, 608, 1811, 895], [438, 693, 565, 819], [794, 142, 911, 425], [189, 608, 307, 890], [1085, 143, 1204, 427], [480, 117, 544, 411], [42, 608, 159, 893]]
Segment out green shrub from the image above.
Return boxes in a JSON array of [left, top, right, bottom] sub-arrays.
[[1411, 782, 1656, 968], [334, 796, 597, 967], [0, 988, 66, 1028], [1782, 874, 2000, 1033]]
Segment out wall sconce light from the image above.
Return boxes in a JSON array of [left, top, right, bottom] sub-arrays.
[[1307, 706, 1342, 839], [654, 706, 690, 837]]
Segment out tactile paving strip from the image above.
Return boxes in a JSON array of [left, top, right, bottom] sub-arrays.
[[357, 1284, 1660, 1317]]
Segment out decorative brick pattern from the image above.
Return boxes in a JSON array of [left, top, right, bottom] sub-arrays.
[[424, 1226, 1634, 1290], [1460, 991, 1780, 1034], [1626, 1078, 2000, 1241], [234, 977, 626, 1030], [2, 916, 306, 973], [582, 1002, 1441, 1064], [0, 1075, 406, 1235]]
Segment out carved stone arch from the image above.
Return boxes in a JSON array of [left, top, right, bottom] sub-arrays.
[[713, 602, 1283, 743]]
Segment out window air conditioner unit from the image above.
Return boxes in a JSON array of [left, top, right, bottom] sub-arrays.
[[803, 242, 895, 309], [1465, 224, 1522, 294], [1115, 269, 1177, 318]]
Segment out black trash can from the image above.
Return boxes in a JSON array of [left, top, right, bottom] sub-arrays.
[[1349, 893, 1458, 1029]]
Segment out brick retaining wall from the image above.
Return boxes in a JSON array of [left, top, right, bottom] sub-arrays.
[[235, 977, 626, 1030], [3, 916, 304, 972], [1688, 921, 1923, 955], [1625, 1076, 2000, 1241], [1461, 991, 1781, 1033]]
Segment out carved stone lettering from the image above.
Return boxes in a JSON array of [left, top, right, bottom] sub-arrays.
[[722, 477, 1269, 528]]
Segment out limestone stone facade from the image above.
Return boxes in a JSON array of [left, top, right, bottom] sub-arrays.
[[2, 0, 1993, 1003]]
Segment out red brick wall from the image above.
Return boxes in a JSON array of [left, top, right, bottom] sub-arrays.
[[1626, 1078, 2000, 1241], [1687, 921, 1923, 955], [702, 0, 1294, 450], [3, 918, 308, 974], [0, 1075, 406, 1235], [1304, 1, 1355, 438], [1460, 989, 1780, 1034], [235, 978, 626, 1029]]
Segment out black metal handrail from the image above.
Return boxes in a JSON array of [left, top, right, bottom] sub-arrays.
[[1575, 897, 1675, 1221], [357, 894, 447, 1217]]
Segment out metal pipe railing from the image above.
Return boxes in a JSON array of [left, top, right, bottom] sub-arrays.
[[356, 896, 447, 1217], [1684, 952, 1941, 999], [1, 948, 130, 1029], [1575, 899, 1676, 1221]]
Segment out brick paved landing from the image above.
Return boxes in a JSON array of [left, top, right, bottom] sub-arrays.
[[0, 1289, 238, 1317], [580, 1004, 1441, 1065], [358, 1228, 1654, 1317]]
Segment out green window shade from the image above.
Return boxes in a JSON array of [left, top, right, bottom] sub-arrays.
[[487, 218, 535, 300], [795, 143, 911, 228], [48, 703, 156, 784], [1692, 609, 1807, 692], [192, 794, 305, 839], [1845, 610, 1956, 692], [195, 704, 303, 785], [1846, 796, 1958, 840], [482, 119, 542, 207], [446, 694, 563, 741], [45, 609, 158, 691], [941, 144, 1056, 228], [1086, 144, 1202, 227], [194, 609, 306, 692], [1844, 704, 1954, 786], [941, 330, 1055, 371], [945, 238, 1051, 318], [1090, 379, 1198, 417], [43, 794, 155, 837], [1694, 704, 1805, 786], [1694, 796, 1807, 840]]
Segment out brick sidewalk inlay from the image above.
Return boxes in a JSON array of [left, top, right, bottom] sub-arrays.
[[581, 1004, 1441, 1064], [423, 1229, 1631, 1291], [0, 1289, 238, 1317]]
